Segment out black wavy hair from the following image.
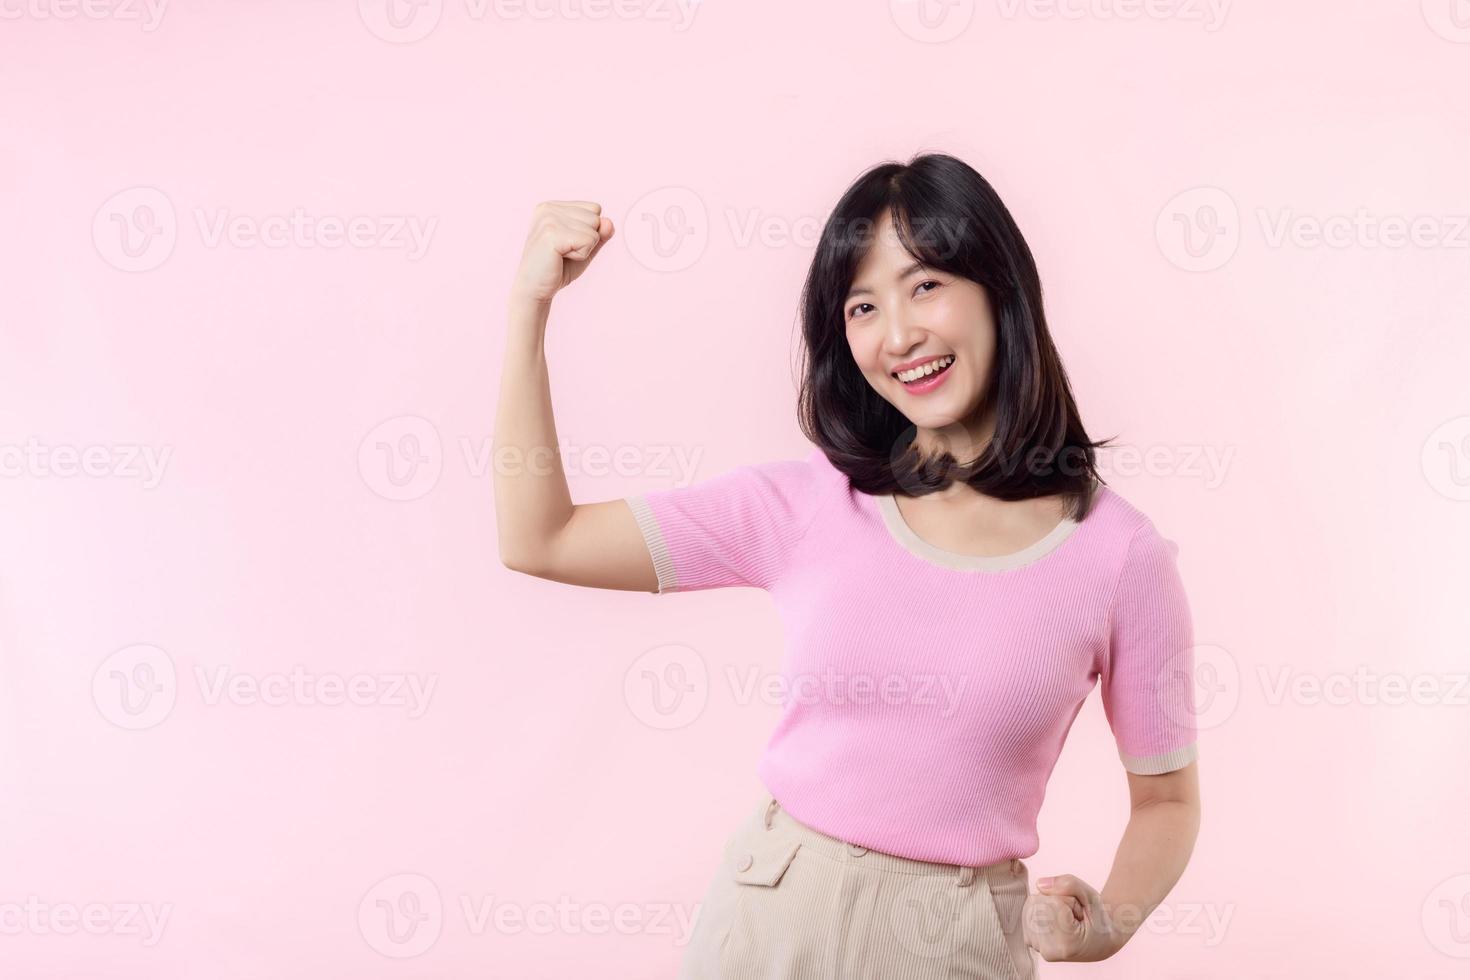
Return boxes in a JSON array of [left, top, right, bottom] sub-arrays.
[[795, 152, 1112, 519]]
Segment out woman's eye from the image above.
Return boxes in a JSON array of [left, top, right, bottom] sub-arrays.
[[848, 303, 873, 319], [916, 279, 940, 294]]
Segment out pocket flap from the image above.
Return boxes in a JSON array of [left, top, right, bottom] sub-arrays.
[[731, 838, 801, 887]]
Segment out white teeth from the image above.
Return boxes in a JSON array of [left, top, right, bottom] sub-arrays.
[[895, 354, 954, 383]]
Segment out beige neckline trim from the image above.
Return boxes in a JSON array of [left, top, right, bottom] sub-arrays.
[[875, 493, 1082, 572]]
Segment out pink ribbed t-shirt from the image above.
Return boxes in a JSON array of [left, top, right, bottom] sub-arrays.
[[623, 446, 1199, 867]]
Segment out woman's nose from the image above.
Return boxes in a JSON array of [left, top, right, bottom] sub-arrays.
[[883, 314, 926, 352]]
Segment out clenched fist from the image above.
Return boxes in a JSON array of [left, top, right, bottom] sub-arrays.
[[1023, 873, 1125, 962], [510, 200, 615, 305]]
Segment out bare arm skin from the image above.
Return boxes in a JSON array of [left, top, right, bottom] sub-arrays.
[[1099, 761, 1201, 951], [1026, 759, 1201, 961], [494, 200, 657, 593]]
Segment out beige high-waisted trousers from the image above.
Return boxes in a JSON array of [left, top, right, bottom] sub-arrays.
[[678, 792, 1037, 980]]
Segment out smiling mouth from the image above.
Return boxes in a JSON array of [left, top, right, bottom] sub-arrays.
[[892, 354, 956, 387]]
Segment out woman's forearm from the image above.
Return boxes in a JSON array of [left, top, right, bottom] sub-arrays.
[[493, 294, 572, 573], [1097, 799, 1201, 954]]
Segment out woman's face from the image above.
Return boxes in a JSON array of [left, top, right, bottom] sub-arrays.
[[843, 209, 996, 458]]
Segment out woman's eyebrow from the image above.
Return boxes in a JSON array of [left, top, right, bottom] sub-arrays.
[[846, 261, 927, 300]]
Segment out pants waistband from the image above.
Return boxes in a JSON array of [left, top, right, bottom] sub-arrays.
[[757, 793, 1025, 887]]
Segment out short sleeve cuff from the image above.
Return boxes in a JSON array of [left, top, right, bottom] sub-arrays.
[[1119, 741, 1198, 775], [625, 494, 676, 594]]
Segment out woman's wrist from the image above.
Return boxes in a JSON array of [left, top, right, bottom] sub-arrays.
[[1093, 894, 1148, 958], [507, 280, 555, 315], [505, 291, 552, 352]]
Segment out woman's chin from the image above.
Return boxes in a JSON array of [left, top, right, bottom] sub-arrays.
[[875, 383, 979, 431], [906, 412, 961, 430], [901, 398, 975, 431]]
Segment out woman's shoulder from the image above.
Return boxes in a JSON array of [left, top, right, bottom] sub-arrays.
[[1084, 482, 1182, 563], [702, 446, 845, 529]]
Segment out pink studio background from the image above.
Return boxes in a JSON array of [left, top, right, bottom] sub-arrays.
[[3, 2, 1469, 978]]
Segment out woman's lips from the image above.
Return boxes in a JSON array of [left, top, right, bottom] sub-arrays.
[[896, 357, 955, 395]]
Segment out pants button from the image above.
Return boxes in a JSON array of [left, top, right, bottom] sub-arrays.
[[847, 843, 868, 856]]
